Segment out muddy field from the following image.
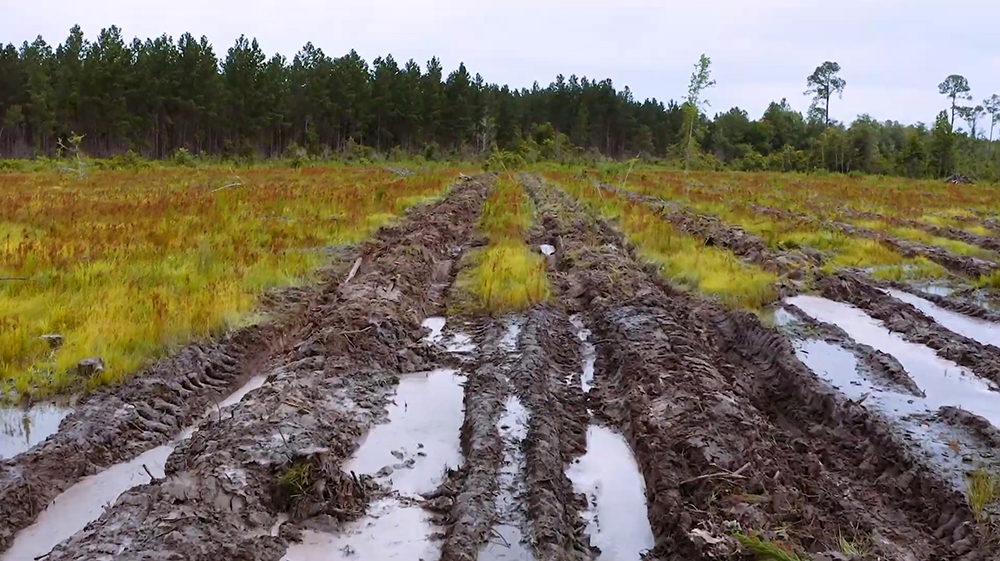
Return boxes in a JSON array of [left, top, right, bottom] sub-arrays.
[[2, 173, 1000, 560]]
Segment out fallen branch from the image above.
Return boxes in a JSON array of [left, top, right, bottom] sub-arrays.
[[680, 461, 751, 487], [0, 276, 29, 281], [343, 257, 362, 285]]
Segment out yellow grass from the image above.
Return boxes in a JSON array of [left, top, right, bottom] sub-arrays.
[[0, 167, 455, 399], [454, 178, 550, 314], [546, 172, 778, 310]]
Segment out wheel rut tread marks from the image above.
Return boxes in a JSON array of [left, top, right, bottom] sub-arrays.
[[0, 176, 494, 560]]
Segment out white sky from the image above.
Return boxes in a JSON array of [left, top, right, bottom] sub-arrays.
[[3, 0, 999, 127]]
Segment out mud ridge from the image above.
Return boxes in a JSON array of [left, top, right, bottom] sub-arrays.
[[878, 279, 1000, 324], [32, 176, 492, 561], [430, 321, 507, 561], [749, 202, 999, 279], [0, 305, 296, 552], [839, 207, 1000, 255], [526, 174, 992, 559], [780, 304, 924, 396], [513, 307, 592, 560], [819, 272, 1000, 388]]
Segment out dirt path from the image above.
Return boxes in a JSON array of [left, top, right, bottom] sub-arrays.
[[11, 176, 491, 561], [5, 172, 1000, 560], [527, 174, 992, 559]]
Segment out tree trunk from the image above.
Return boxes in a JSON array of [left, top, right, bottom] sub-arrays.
[[825, 95, 830, 127]]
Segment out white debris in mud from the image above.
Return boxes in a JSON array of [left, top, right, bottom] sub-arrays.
[[481, 395, 533, 561], [2, 371, 275, 561], [788, 295, 1000, 428], [285, 369, 465, 561], [539, 244, 555, 256], [0, 403, 73, 460], [886, 289, 1000, 347], [567, 425, 654, 560]]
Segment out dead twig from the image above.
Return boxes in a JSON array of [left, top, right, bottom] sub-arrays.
[[680, 462, 751, 487], [142, 463, 157, 482], [0, 276, 28, 281], [343, 257, 362, 285]]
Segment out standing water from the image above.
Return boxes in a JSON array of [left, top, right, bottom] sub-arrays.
[[283, 368, 466, 561], [1, 374, 271, 561], [788, 295, 1000, 428], [886, 289, 1000, 348], [479, 395, 533, 560], [0, 403, 73, 460], [566, 315, 653, 559]]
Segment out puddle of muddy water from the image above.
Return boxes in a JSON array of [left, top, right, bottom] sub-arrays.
[[787, 337, 993, 488], [499, 317, 524, 354], [886, 289, 1000, 347], [567, 425, 654, 560], [480, 394, 533, 561], [2, 374, 274, 561], [422, 316, 476, 354], [284, 369, 465, 561], [0, 403, 73, 460], [787, 295, 1000, 428]]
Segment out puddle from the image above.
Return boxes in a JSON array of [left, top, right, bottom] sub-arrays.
[[421, 316, 446, 344], [787, 295, 1000, 428], [287, 500, 441, 560], [0, 403, 73, 460], [480, 395, 533, 560], [2, 373, 273, 561], [787, 336, 992, 488], [567, 425, 654, 560], [539, 244, 555, 256], [886, 289, 1000, 347], [917, 283, 955, 297], [284, 369, 465, 561], [569, 315, 596, 393]]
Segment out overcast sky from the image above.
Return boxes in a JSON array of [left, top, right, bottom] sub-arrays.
[[4, 0, 999, 127]]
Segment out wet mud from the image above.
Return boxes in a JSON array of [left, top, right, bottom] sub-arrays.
[[5, 177, 491, 561], [527, 174, 994, 559]]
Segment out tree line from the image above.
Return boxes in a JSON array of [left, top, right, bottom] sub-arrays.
[[1, 25, 998, 180]]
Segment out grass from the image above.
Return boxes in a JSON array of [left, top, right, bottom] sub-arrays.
[[966, 467, 1000, 520], [733, 532, 807, 561], [0, 166, 455, 400], [454, 178, 550, 314], [546, 172, 780, 310]]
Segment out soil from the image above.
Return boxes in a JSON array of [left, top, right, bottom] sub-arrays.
[[5, 176, 491, 561], [4, 172, 1000, 561]]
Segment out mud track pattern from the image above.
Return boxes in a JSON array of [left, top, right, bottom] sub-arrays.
[[33, 176, 492, 561], [819, 272, 1000, 388], [838, 206, 1000, 255], [524, 174, 992, 559], [879, 279, 1000, 324], [0, 305, 292, 552]]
